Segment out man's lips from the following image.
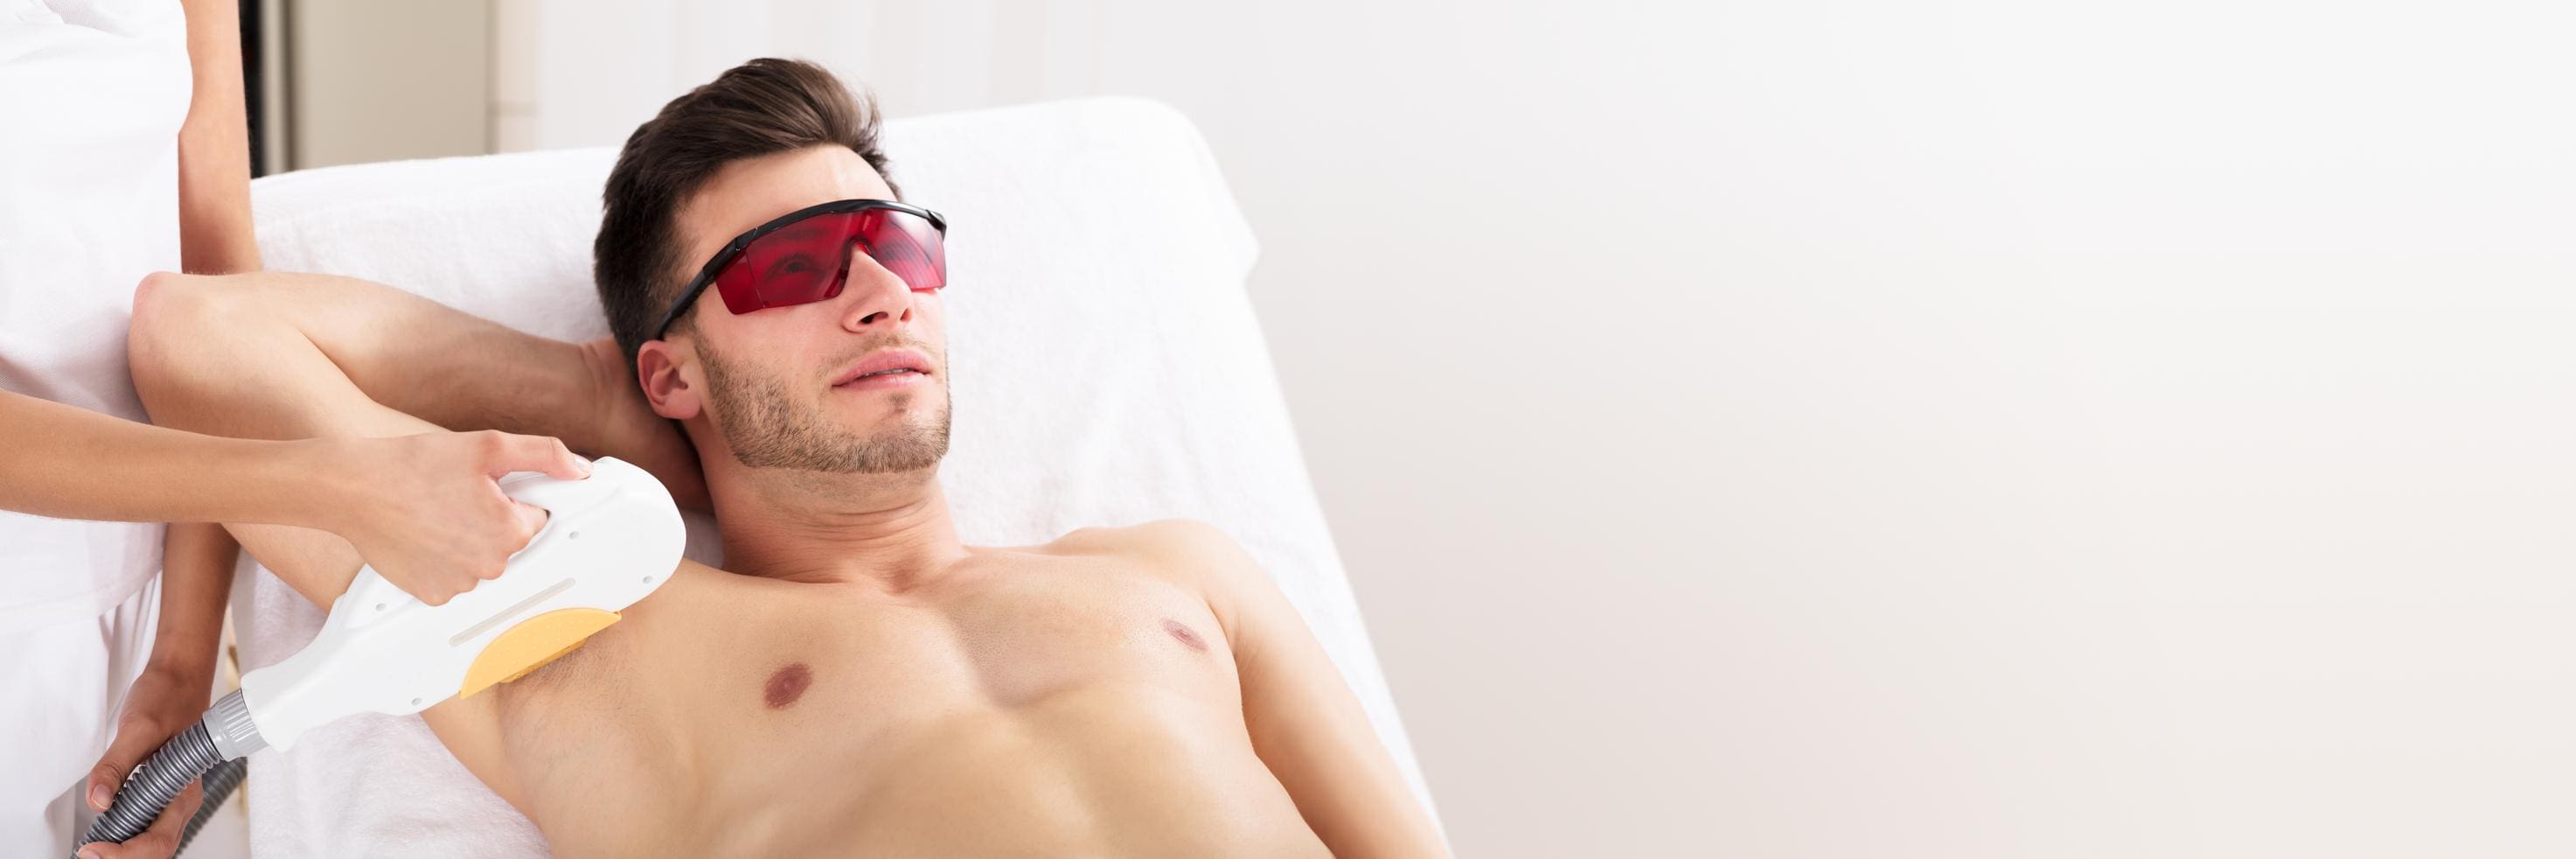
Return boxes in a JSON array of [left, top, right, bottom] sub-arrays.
[[829, 348, 936, 390]]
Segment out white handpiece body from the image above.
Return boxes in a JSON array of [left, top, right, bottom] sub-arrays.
[[236, 457, 684, 752]]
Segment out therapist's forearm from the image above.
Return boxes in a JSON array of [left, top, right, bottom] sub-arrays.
[[177, 0, 259, 275], [0, 389, 345, 527], [148, 523, 239, 678]]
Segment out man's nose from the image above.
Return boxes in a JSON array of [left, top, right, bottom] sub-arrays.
[[837, 244, 916, 331]]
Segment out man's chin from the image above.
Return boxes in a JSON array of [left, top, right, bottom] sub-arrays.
[[810, 416, 951, 475]]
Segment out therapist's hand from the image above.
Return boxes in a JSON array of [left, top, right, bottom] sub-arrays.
[[323, 430, 592, 606], [81, 663, 212, 859]]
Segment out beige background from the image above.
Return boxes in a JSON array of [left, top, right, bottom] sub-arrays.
[[282, 1, 2576, 856]]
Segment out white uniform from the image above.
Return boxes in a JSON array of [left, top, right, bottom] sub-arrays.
[[0, 0, 191, 852]]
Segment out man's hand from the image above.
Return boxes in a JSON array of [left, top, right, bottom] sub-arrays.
[[80, 664, 214, 859], [319, 430, 592, 605]]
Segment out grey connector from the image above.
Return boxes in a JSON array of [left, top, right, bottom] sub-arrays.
[[203, 688, 268, 760]]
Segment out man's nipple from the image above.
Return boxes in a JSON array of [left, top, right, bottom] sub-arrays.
[[765, 661, 813, 709], [1162, 618, 1209, 652]]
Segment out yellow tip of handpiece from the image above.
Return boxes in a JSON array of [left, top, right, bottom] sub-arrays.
[[460, 608, 621, 698]]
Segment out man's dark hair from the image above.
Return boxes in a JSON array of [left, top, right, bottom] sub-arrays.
[[593, 57, 897, 367]]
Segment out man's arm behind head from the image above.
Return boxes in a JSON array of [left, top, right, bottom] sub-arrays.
[[128, 269, 706, 506]]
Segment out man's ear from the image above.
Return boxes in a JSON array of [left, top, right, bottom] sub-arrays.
[[635, 339, 704, 420]]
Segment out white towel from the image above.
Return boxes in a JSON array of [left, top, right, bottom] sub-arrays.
[[235, 97, 1437, 856]]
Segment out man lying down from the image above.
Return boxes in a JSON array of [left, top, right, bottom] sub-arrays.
[[125, 58, 1445, 858]]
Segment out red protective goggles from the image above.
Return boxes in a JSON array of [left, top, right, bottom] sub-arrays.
[[651, 199, 948, 339]]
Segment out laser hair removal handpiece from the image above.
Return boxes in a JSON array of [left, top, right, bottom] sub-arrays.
[[73, 457, 685, 856]]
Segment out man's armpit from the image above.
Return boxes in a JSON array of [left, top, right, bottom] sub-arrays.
[[490, 556, 714, 739], [427, 562, 664, 806]]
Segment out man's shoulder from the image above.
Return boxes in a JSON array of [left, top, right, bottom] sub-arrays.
[[1044, 518, 1243, 564], [1038, 519, 1273, 601]]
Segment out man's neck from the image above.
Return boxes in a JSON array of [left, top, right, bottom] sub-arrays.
[[705, 464, 970, 594]]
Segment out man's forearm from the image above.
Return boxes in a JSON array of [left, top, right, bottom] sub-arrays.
[[130, 270, 709, 509], [296, 279, 608, 447], [136, 270, 614, 450]]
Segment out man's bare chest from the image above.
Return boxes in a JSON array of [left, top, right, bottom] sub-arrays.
[[556, 554, 1243, 740], [484, 545, 1271, 855], [759, 562, 1236, 716]]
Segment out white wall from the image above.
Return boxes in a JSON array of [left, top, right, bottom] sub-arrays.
[[487, 2, 2576, 856], [286, 0, 486, 168]]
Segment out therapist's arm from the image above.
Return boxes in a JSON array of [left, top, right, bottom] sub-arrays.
[[83, 21, 273, 853], [117, 11, 262, 830], [0, 390, 581, 565], [175, 0, 257, 276], [0, 391, 345, 526]]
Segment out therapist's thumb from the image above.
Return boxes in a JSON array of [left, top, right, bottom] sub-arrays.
[[507, 500, 552, 547], [87, 712, 167, 811]]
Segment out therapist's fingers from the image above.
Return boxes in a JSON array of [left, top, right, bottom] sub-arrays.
[[78, 779, 201, 859], [478, 430, 592, 480], [87, 707, 178, 812]]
